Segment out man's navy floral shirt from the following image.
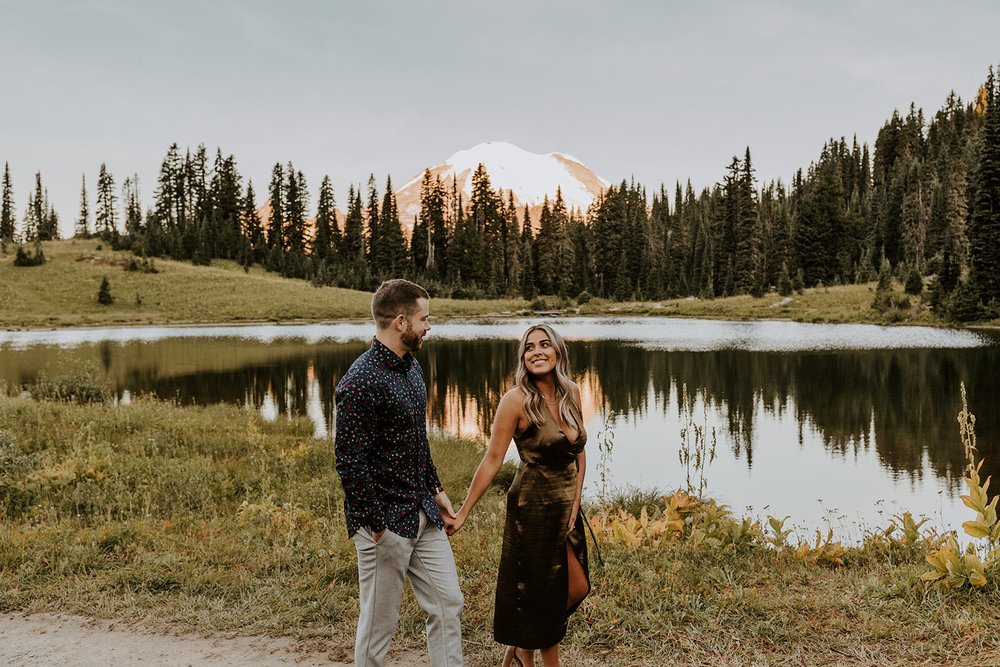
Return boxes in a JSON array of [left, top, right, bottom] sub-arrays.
[[334, 338, 444, 538]]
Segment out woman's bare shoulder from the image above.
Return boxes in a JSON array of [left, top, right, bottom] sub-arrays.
[[500, 386, 526, 407]]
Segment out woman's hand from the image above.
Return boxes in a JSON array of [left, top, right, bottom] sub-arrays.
[[446, 510, 467, 536], [567, 503, 580, 530]]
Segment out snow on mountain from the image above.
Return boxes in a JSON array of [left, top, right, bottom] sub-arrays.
[[395, 141, 609, 226]]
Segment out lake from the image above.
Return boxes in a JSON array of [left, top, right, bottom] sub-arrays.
[[2, 317, 997, 539]]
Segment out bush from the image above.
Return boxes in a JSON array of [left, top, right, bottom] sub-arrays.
[[530, 297, 548, 311], [576, 290, 592, 305], [13, 245, 45, 267], [947, 282, 984, 322], [904, 269, 924, 295], [28, 363, 112, 404], [124, 255, 159, 273]]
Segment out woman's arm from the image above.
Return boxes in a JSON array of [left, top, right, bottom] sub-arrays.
[[448, 390, 522, 536]]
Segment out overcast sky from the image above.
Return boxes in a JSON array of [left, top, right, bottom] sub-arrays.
[[2, 0, 998, 236]]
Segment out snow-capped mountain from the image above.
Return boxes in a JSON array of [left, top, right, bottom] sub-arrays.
[[394, 141, 609, 226]]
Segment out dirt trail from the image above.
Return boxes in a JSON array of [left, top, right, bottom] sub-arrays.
[[0, 613, 424, 666]]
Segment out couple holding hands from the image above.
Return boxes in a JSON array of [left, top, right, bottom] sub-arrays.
[[335, 279, 591, 667]]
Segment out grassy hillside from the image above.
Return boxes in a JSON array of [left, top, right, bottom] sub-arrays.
[[0, 240, 525, 328], [2, 239, 989, 329]]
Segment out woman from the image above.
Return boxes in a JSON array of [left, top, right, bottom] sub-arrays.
[[449, 324, 590, 667]]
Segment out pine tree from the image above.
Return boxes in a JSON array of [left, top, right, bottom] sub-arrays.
[[365, 174, 380, 267], [267, 163, 284, 250], [32, 173, 57, 241], [520, 207, 537, 299], [313, 175, 337, 262], [430, 175, 448, 275], [378, 176, 408, 276], [283, 164, 308, 257], [0, 163, 14, 243], [97, 275, 114, 305], [550, 188, 576, 297], [504, 192, 522, 294], [95, 163, 118, 239], [76, 175, 90, 238], [734, 148, 761, 294], [968, 66, 1000, 306], [534, 196, 557, 294], [122, 175, 143, 238], [343, 184, 365, 262], [242, 181, 264, 265]]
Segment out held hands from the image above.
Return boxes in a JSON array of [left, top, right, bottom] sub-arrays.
[[446, 511, 467, 536], [435, 491, 461, 536]]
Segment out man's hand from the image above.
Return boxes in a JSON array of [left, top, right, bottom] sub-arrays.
[[434, 490, 458, 520], [435, 491, 461, 536]]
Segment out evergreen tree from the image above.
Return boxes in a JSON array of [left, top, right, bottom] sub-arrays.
[[378, 176, 409, 276], [519, 206, 537, 299], [242, 181, 264, 266], [734, 148, 761, 294], [122, 175, 143, 238], [968, 66, 1000, 306], [365, 174, 380, 267], [430, 175, 448, 275], [97, 275, 114, 305], [76, 175, 90, 238], [410, 212, 429, 273], [550, 188, 576, 297], [95, 163, 118, 239], [534, 196, 558, 294], [285, 165, 308, 254], [313, 175, 337, 262], [504, 192, 522, 294], [0, 162, 14, 243], [267, 162, 285, 250], [32, 173, 58, 241]]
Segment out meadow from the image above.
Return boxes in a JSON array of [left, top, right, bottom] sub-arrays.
[[2, 239, 988, 330], [2, 370, 1000, 665]]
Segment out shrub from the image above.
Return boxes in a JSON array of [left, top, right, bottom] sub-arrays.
[[576, 290, 592, 305], [28, 363, 112, 404], [530, 297, 548, 311], [97, 275, 114, 305], [904, 269, 924, 295], [13, 245, 45, 267]]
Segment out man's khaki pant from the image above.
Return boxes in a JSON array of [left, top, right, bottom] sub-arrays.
[[351, 510, 464, 667]]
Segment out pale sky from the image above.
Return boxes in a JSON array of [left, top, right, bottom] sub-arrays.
[[1, 0, 997, 237]]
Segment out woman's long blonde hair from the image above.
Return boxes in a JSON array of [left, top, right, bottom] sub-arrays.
[[515, 324, 583, 431]]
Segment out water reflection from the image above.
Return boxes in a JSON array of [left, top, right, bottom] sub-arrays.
[[2, 321, 997, 532]]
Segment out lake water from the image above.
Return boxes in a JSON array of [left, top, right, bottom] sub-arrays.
[[2, 317, 997, 540]]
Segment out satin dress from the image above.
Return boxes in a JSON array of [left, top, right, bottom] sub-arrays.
[[493, 412, 590, 649]]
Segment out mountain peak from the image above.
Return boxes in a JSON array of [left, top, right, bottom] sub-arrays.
[[395, 141, 608, 225]]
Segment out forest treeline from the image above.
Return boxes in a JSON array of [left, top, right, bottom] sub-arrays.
[[2, 67, 999, 320]]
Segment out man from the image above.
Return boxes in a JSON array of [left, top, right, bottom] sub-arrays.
[[335, 278, 463, 667]]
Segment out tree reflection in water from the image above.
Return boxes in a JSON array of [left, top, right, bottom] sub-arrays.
[[3, 337, 997, 496]]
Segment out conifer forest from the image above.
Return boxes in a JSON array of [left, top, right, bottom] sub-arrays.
[[3, 67, 1000, 322]]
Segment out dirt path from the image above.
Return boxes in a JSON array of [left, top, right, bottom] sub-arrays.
[[0, 613, 425, 666]]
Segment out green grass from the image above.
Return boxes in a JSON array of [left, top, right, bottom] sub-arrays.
[[4, 239, 995, 329], [2, 392, 1000, 665]]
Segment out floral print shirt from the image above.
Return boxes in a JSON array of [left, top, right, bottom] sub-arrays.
[[334, 338, 444, 538]]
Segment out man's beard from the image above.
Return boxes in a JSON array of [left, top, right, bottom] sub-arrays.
[[401, 321, 423, 352]]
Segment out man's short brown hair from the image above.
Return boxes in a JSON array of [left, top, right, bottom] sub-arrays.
[[371, 279, 429, 329]]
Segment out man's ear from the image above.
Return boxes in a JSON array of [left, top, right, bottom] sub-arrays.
[[393, 313, 407, 331]]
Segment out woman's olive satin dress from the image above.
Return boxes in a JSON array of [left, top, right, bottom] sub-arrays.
[[493, 413, 590, 649]]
